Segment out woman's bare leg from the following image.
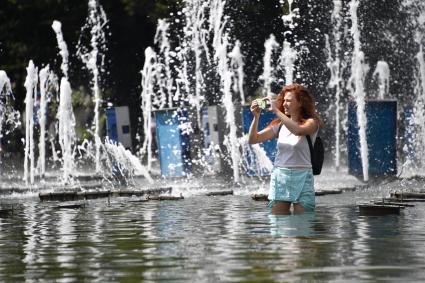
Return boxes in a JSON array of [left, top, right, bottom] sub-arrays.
[[293, 203, 305, 214], [271, 201, 291, 215]]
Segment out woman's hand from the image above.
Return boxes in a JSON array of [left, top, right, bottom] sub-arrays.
[[250, 99, 261, 118], [271, 99, 278, 113]]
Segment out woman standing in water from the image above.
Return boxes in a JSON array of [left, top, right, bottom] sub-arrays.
[[248, 83, 324, 214]]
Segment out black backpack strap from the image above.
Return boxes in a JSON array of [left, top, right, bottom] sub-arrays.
[[306, 135, 314, 166], [276, 123, 283, 137]]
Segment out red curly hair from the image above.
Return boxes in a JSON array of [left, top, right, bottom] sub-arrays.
[[268, 83, 324, 128]]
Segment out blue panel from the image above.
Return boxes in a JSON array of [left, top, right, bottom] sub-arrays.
[[347, 103, 362, 175], [347, 100, 397, 177], [242, 106, 277, 176], [155, 109, 191, 177], [177, 108, 192, 173], [105, 108, 118, 142]]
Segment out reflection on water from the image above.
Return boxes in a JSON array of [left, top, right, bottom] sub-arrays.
[[269, 212, 316, 237], [0, 193, 425, 282]]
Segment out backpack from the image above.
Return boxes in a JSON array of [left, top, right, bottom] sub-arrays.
[[306, 135, 324, 175]]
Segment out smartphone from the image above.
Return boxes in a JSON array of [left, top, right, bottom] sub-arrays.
[[256, 97, 272, 111]]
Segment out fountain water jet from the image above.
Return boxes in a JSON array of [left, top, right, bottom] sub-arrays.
[[412, 38, 425, 170], [398, 0, 425, 175], [0, 71, 12, 98], [326, 0, 344, 171], [261, 34, 279, 97], [52, 20, 77, 184], [23, 61, 38, 185], [139, 47, 158, 172], [372, 61, 390, 100], [217, 36, 241, 183], [228, 40, 245, 105], [154, 19, 174, 109], [348, 0, 369, 181], [279, 0, 300, 86], [77, 0, 109, 173], [0, 71, 14, 140], [57, 78, 76, 184], [37, 66, 57, 180], [181, 0, 213, 127], [280, 40, 297, 85], [0, 71, 20, 175]]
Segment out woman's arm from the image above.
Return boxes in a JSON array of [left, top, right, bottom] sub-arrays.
[[272, 101, 318, 136], [247, 100, 277, 144]]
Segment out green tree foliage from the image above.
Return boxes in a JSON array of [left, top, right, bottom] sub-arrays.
[[0, 0, 175, 104]]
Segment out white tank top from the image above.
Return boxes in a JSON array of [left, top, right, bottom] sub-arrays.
[[272, 123, 318, 168]]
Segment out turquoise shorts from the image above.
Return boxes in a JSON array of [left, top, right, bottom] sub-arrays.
[[268, 167, 315, 211]]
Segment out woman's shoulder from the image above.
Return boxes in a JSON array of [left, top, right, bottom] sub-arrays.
[[302, 118, 319, 135], [302, 118, 317, 126]]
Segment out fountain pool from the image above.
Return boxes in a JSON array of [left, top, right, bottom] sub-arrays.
[[1, 168, 425, 282]]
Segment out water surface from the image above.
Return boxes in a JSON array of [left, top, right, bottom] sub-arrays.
[[1, 187, 425, 282]]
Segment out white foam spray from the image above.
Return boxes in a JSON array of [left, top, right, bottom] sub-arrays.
[[104, 138, 153, 184], [240, 135, 273, 176], [281, 0, 300, 30]]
